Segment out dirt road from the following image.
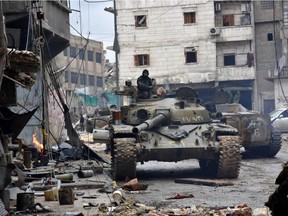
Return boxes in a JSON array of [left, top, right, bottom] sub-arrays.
[[116, 138, 288, 210]]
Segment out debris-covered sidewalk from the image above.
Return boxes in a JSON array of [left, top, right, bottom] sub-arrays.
[[1, 137, 272, 216]]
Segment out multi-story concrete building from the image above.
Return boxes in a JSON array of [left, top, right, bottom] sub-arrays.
[[2, 0, 71, 145], [253, 0, 282, 113], [260, 1, 288, 111], [115, 0, 255, 110], [59, 34, 106, 115]]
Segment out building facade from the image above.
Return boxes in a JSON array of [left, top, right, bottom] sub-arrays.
[[261, 1, 288, 111], [2, 0, 71, 145], [58, 34, 106, 116], [115, 0, 255, 109], [253, 0, 282, 113]]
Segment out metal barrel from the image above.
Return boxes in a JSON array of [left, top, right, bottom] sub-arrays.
[[132, 113, 166, 133]]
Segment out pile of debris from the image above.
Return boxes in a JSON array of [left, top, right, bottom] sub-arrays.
[[4, 49, 40, 88]]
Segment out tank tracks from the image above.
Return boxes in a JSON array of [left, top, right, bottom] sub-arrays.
[[111, 138, 137, 180], [111, 136, 241, 180], [244, 130, 282, 158], [199, 135, 241, 179]]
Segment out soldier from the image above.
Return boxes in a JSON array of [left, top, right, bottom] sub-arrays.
[[80, 114, 85, 131], [265, 162, 288, 216], [137, 69, 155, 99]]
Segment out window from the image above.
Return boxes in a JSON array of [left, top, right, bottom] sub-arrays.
[[97, 76, 103, 87], [261, 1, 274, 10], [63, 49, 67, 56], [222, 15, 234, 26], [185, 47, 197, 63], [135, 15, 147, 27], [184, 12, 196, 24], [89, 75, 95, 86], [96, 52, 102, 63], [71, 72, 78, 84], [134, 54, 150, 66], [79, 49, 85, 60], [224, 54, 236, 66], [267, 33, 274, 41], [70, 46, 77, 58], [88, 50, 94, 61], [80, 74, 86, 85]]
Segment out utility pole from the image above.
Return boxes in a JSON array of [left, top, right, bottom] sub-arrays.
[[0, 0, 7, 87], [105, 0, 120, 107], [113, 0, 120, 108]]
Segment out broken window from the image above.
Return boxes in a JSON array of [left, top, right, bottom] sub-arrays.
[[135, 15, 147, 27], [267, 33, 274, 41], [224, 54, 236, 66], [185, 47, 197, 63], [134, 54, 150, 66], [222, 15, 234, 26], [184, 12, 196, 24]]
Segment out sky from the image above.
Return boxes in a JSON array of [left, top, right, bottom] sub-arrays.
[[69, 0, 115, 62]]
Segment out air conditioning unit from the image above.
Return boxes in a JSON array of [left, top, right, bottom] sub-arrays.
[[210, 27, 221, 35], [215, 3, 221, 12], [241, 3, 251, 13]]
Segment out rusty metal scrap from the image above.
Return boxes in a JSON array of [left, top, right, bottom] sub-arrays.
[[4, 49, 40, 88]]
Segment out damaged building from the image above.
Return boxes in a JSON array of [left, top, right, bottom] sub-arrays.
[[114, 0, 286, 113], [1, 0, 71, 146], [0, 1, 71, 212]]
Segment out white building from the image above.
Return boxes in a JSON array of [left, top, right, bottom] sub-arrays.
[[115, 0, 255, 109]]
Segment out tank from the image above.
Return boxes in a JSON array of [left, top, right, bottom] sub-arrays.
[[107, 86, 242, 180], [211, 89, 282, 158]]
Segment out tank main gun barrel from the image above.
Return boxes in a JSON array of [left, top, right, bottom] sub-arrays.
[[132, 113, 166, 133]]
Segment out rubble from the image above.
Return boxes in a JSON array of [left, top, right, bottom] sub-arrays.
[[0, 130, 278, 216], [4, 49, 40, 88]]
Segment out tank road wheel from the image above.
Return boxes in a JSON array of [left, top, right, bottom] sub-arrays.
[[111, 138, 137, 180], [199, 136, 241, 179], [217, 136, 241, 179]]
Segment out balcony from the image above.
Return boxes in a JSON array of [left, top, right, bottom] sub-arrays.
[[216, 66, 255, 81], [3, 0, 71, 59], [212, 26, 253, 42], [266, 66, 288, 80]]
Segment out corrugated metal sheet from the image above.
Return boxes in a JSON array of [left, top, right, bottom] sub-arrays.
[[0, 199, 8, 216]]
